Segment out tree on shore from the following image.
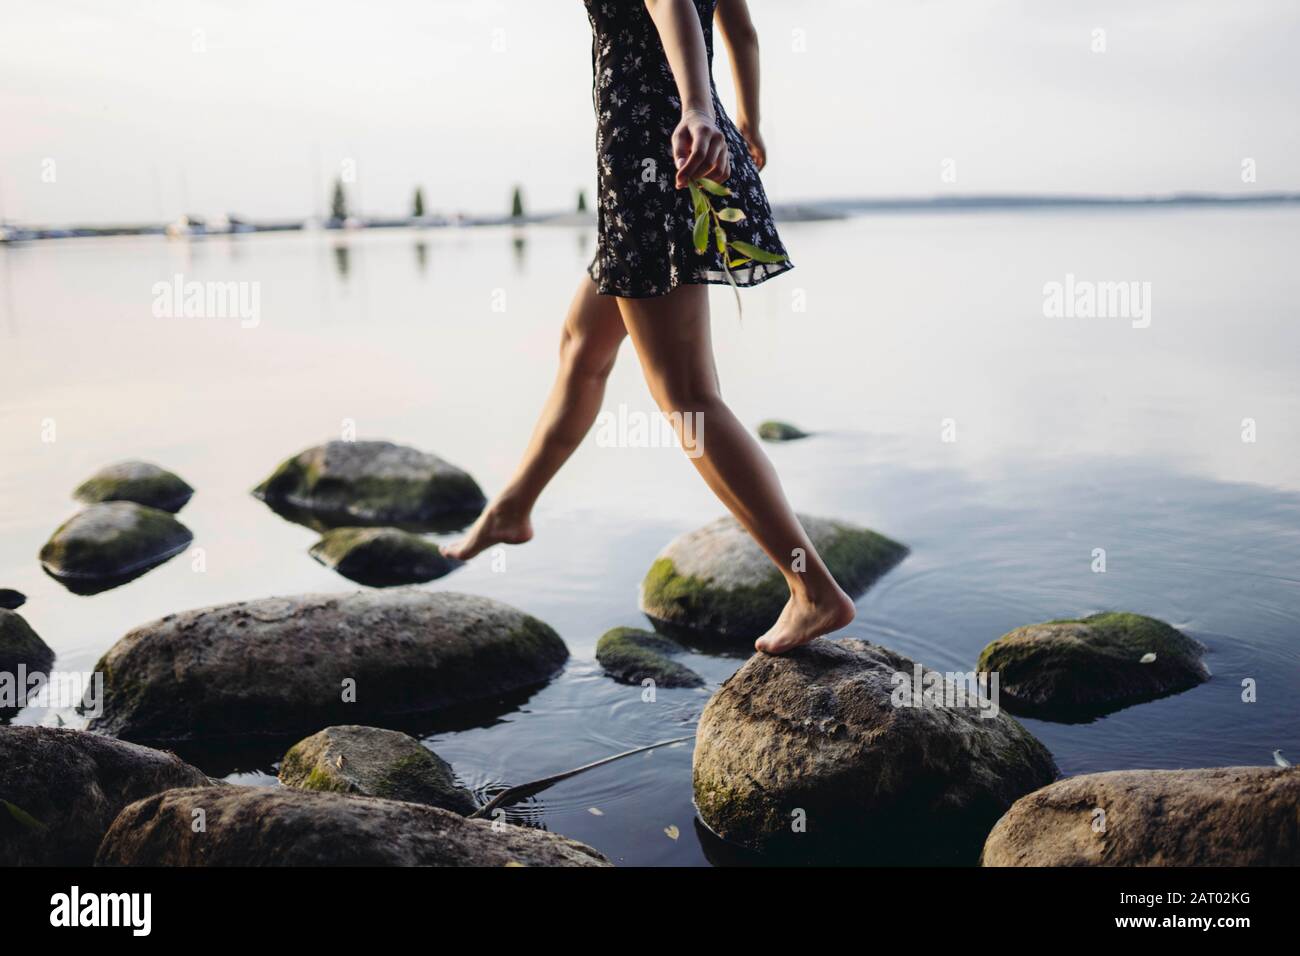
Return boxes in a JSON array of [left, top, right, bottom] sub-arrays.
[[412, 187, 425, 219], [577, 189, 587, 212], [510, 186, 525, 219], [330, 179, 348, 222]]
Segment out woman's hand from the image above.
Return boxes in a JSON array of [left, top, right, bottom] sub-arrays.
[[673, 108, 731, 188], [738, 117, 766, 171]]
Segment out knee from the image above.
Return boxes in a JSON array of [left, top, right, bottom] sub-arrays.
[[560, 324, 622, 381], [647, 376, 721, 417]]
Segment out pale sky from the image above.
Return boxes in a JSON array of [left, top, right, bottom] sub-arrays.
[[2, 0, 1298, 225]]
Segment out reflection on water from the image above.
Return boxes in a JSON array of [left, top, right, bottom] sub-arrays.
[[1, 210, 1297, 865]]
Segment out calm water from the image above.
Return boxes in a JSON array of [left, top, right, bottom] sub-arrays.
[[2, 209, 1298, 865]]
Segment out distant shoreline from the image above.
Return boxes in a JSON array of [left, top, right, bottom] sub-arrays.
[[3, 191, 1298, 243]]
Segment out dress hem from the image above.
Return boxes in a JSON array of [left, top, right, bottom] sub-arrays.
[[588, 260, 795, 300]]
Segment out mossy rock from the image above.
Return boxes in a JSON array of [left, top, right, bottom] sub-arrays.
[[309, 527, 457, 587], [977, 611, 1209, 721], [0, 727, 215, 866], [279, 725, 476, 814], [595, 627, 704, 688], [983, 767, 1300, 866], [757, 420, 808, 442], [0, 589, 26, 611], [640, 514, 907, 641], [693, 638, 1058, 864], [0, 610, 55, 717], [253, 440, 486, 530], [73, 460, 194, 513], [86, 589, 568, 746], [39, 502, 192, 590], [97, 786, 609, 866]]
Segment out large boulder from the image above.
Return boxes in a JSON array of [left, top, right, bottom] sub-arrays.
[[97, 786, 610, 866], [74, 460, 194, 513], [0, 610, 55, 717], [641, 515, 907, 641], [279, 725, 476, 815], [693, 639, 1058, 864], [977, 612, 1209, 721], [39, 502, 192, 591], [0, 727, 214, 866], [595, 627, 704, 688], [982, 767, 1300, 866], [253, 440, 486, 530], [86, 589, 568, 746], [309, 527, 457, 586]]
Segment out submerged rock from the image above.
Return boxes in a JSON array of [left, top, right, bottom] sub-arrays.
[[0, 726, 214, 866], [253, 440, 486, 530], [977, 611, 1209, 721], [309, 526, 457, 586], [97, 786, 610, 866], [0, 610, 55, 717], [280, 725, 476, 815], [0, 588, 26, 611], [86, 589, 568, 746], [39, 502, 192, 591], [641, 514, 907, 642], [74, 460, 194, 513], [757, 420, 808, 442], [595, 627, 704, 688], [982, 766, 1300, 866], [693, 638, 1057, 864]]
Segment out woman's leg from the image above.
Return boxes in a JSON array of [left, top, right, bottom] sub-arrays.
[[441, 276, 626, 560], [616, 284, 855, 654]]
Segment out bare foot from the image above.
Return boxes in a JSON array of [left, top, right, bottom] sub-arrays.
[[439, 501, 533, 561], [754, 587, 857, 655]]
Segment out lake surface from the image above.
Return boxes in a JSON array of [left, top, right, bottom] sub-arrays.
[[2, 208, 1298, 865]]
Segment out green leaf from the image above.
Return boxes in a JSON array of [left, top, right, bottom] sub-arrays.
[[695, 177, 731, 197], [715, 224, 727, 254], [3, 799, 48, 834], [692, 212, 709, 253], [688, 182, 707, 219], [728, 257, 752, 268], [728, 240, 787, 264], [717, 207, 746, 222]]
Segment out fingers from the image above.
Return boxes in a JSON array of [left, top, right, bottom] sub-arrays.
[[678, 131, 729, 187], [677, 138, 710, 187], [702, 138, 730, 183]]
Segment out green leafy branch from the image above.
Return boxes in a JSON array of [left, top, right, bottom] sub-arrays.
[[688, 177, 787, 315]]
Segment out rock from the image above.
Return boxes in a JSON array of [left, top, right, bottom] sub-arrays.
[[977, 612, 1209, 721], [97, 786, 610, 866], [0, 610, 55, 717], [595, 627, 704, 688], [73, 460, 194, 513], [87, 589, 568, 746], [757, 420, 808, 441], [253, 440, 486, 530], [641, 515, 907, 641], [982, 766, 1300, 866], [39, 502, 192, 591], [0, 726, 214, 866], [279, 725, 476, 815], [309, 527, 457, 587], [693, 638, 1058, 864], [0, 588, 26, 610]]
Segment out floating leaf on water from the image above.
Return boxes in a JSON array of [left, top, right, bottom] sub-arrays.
[[663, 825, 680, 840], [1139, 652, 1157, 664], [1274, 749, 1291, 768], [588, 807, 604, 816]]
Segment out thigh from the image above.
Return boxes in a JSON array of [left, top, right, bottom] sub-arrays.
[[566, 276, 627, 348], [615, 284, 719, 400]]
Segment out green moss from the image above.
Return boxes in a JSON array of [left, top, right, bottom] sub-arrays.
[[39, 504, 191, 579], [74, 464, 193, 512], [596, 627, 704, 688]]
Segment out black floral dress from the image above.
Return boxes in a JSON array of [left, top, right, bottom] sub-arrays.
[[584, 0, 794, 298]]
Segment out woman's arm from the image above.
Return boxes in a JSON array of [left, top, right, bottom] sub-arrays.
[[644, 0, 731, 188], [715, 0, 765, 169]]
